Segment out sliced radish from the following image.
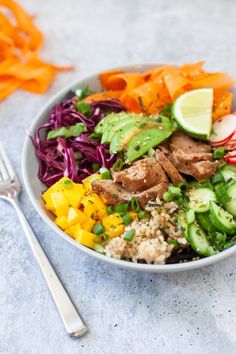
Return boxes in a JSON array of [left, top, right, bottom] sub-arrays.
[[210, 131, 236, 147], [225, 145, 236, 151], [224, 150, 236, 164], [224, 156, 236, 164], [209, 114, 236, 144]]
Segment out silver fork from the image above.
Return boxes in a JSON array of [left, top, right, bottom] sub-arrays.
[[0, 143, 87, 338]]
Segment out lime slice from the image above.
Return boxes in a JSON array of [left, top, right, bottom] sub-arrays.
[[172, 88, 213, 140]]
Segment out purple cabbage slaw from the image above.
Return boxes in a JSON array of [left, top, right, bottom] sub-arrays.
[[32, 98, 125, 187]]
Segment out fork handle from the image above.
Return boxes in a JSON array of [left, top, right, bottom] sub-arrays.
[[11, 198, 87, 338]]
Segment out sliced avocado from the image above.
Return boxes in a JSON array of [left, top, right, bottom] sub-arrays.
[[102, 115, 145, 144], [126, 122, 174, 161], [95, 113, 137, 135], [109, 120, 157, 154]]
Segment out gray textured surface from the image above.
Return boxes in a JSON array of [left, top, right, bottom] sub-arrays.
[[1, 0, 236, 353]]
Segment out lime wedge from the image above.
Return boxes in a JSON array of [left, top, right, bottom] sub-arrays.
[[172, 88, 213, 140]]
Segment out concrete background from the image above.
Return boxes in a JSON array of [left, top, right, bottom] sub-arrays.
[[1, 0, 236, 353]]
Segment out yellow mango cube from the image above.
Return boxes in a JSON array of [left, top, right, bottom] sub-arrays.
[[42, 188, 56, 211], [51, 192, 69, 217], [55, 216, 69, 230], [83, 203, 96, 219], [81, 193, 107, 219], [64, 184, 85, 208], [75, 229, 96, 249], [65, 223, 81, 238], [102, 213, 124, 238], [67, 207, 88, 226], [82, 174, 102, 192], [42, 177, 72, 210], [81, 218, 96, 232]]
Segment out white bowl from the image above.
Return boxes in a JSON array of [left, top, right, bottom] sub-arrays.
[[22, 64, 236, 273]]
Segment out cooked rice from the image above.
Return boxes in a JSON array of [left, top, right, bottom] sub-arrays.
[[105, 199, 188, 264]]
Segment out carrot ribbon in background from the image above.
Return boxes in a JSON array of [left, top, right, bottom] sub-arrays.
[[0, 0, 72, 101]]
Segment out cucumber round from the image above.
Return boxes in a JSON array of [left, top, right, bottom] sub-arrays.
[[188, 188, 216, 213], [225, 182, 236, 216], [221, 165, 236, 182], [188, 223, 215, 257], [195, 212, 218, 233], [209, 201, 236, 235]]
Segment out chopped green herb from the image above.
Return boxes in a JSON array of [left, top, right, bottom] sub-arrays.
[[106, 206, 113, 215], [131, 197, 140, 212], [92, 163, 100, 172], [176, 197, 185, 206], [214, 147, 225, 160], [160, 103, 172, 118], [115, 203, 129, 213], [163, 191, 173, 202], [89, 132, 100, 139], [168, 185, 182, 197], [212, 172, 224, 184], [76, 101, 92, 116], [74, 151, 83, 160], [60, 178, 73, 188], [94, 243, 105, 254], [223, 236, 236, 250], [148, 148, 156, 157], [213, 232, 226, 251], [122, 214, 132, 225], [47, 123, 87, 140], [92, 222, 104, 235], [138, 210, 149, 219], [167, 238, 180, 249], [214, 183, 231, 205], [75, 85, 93, 100], [99, 167, 111, 180], [112, 158, 124, 172], [124, 230, 135, 241]]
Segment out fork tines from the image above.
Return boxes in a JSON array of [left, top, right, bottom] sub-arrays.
[[0, 143, 16, 182]]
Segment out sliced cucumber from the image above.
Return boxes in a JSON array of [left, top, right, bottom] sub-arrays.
[[221, 165, 236, 182], [188, 223, 215, 257], [186, 210, 195, 224], [225, 182, 236, 216], [178, 210, 189, 241], [196, 212, 217, 233], [209, 201, 236, 235], [188, 188, 216, 213]]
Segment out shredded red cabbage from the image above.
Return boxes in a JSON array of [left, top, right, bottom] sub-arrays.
[[32, 97, 125, 186]]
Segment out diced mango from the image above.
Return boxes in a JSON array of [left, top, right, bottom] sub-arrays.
[[81, 193, 107, 219], [65, 223, 81, 238], [51, 192, 69, 217], [82, 174, 102, 192], [64, 184, 85, 208], [83, 203, 96, 219], [81, 218, 96, 232], [102, 213, 125, 238], [67, 207, 88, 226], [75, 229, 96, 249], [55, 216, 69, 230], [43, 188, 57, 211], [43, 177, 85, 211]]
